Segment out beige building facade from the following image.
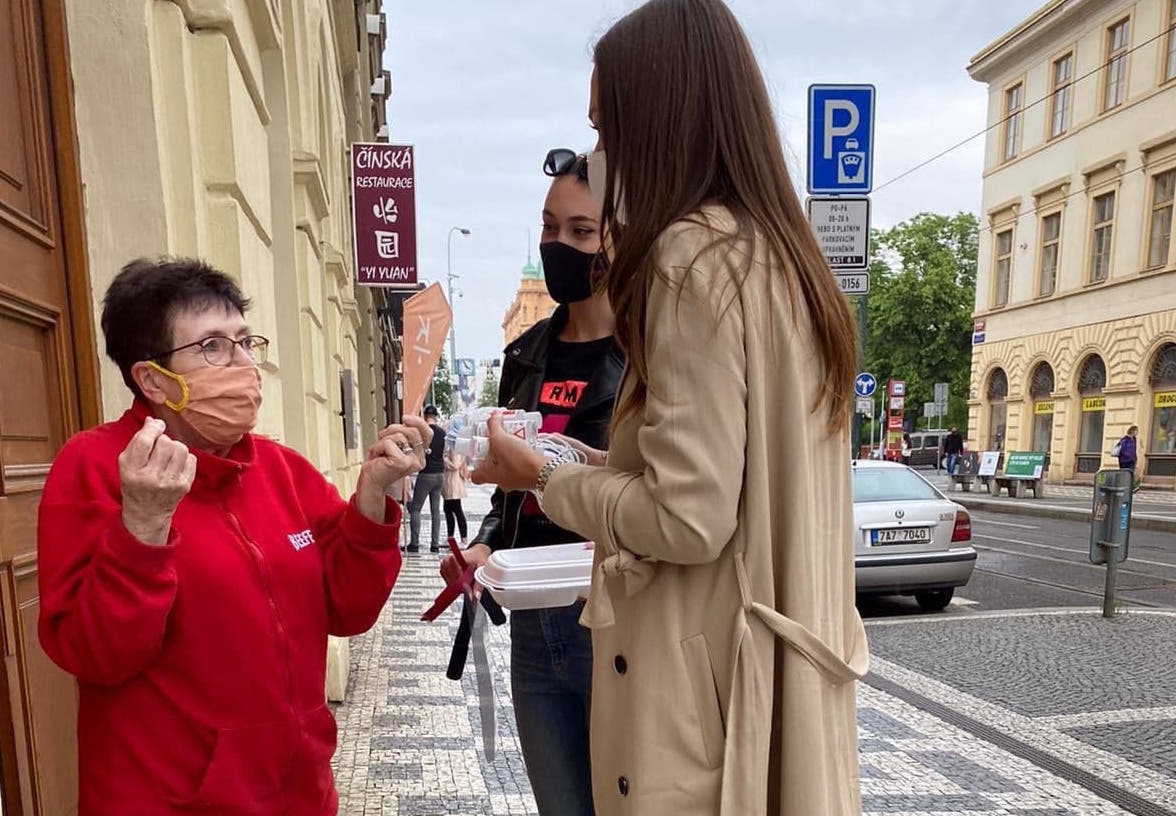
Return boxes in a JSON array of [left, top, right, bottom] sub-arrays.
[[502, 253, 557, 346], [0, 0, 393, 808], [967, 0, 1176, 485]]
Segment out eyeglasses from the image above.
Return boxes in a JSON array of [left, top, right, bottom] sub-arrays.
[[543, 148, 589, 181], [157, 335, 270, 367]]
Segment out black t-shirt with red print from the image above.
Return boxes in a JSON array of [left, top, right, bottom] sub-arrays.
[[520, 336, 614, 519]]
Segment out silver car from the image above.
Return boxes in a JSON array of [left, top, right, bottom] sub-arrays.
[[852, 460, 977, 611]]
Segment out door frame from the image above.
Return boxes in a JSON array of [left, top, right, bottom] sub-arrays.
[[41, 0, 100, 429]]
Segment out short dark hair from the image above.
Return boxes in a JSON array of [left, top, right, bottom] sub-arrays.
[[101, 257, 251, 396]]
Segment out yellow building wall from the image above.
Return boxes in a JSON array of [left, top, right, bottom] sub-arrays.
[[969, 311, 1176, 484], [503, 279, 557, 347]]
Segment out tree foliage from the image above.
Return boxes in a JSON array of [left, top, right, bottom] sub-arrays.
[[863, 212, 978, 433], [478, 367, 500, 408], [430, 355, 455, 416]]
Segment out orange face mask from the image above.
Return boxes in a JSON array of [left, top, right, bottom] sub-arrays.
[[147, 362, 262, 448]]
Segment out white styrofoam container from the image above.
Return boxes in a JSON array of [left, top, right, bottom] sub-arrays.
[[475, 542, 594, 611]]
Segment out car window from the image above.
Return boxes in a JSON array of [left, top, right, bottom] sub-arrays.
[[853, 468, 942, 502], [923, 435, 940, 449]]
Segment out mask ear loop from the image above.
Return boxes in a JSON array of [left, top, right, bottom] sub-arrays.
[[146, 361, 191, 412]]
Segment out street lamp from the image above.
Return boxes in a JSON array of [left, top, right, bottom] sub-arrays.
[[447, 226, 471, 400]]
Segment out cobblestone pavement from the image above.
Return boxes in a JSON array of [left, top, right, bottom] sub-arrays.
[[331, 488, 1175, 815]]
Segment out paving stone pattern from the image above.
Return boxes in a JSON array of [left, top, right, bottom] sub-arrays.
[[330, 492, 1170, 815]]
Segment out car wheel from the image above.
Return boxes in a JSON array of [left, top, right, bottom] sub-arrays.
[[915, 588, 954, 612]]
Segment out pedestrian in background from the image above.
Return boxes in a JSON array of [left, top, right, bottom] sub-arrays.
[[902, 433, 913, 466], [944, 426, 964, 475], [440, 147, 622, 816], [408, 404, 446, 553], [1114, 425, 1140, 491], [37, 258, 425, 814], [472, 1, 869, 812], [443, 445, 469, 544]]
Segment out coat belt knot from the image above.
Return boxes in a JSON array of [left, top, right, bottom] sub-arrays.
[[580, 549, 656, 628]]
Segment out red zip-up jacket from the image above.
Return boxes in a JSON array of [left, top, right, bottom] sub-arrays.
[[38, 401, 403, 814]]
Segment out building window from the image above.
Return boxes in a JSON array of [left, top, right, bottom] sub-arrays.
[[1077, 355, 1107, 473], [1103, 19, 1130, 111], [1148, 344, 1176, 478], [1003, 83, 1023, 161], [1038, 212, 1062, 296], [993, 229, 1013, 307], [1147, 169, 1175, 269], [1089, 191, 1115, 283], [1050, 53, 1073, 138], [1167, 0, 1176, 83], [1030, 362, 1056, 454], [987, 368, 1008, 451]]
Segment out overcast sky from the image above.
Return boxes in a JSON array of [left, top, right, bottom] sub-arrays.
[[384, 0, 1040, 361]]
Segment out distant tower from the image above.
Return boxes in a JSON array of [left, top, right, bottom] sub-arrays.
[[502, 245, 556, 347]]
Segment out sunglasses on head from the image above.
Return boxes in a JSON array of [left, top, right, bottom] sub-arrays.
[[543, 148, 589, 181]]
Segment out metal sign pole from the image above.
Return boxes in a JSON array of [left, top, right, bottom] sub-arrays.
[[1102, 543, 1120, 618]]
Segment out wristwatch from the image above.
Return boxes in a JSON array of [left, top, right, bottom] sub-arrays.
[[535, 459, 561, 499]]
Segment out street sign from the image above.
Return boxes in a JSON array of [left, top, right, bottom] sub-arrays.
[[889, 380, 906, 397], [923, 402, 938, 419], [1005, 451, 1046, 479], [978, 452, 1000, 477], [972, 320, 986, 345], [807, 84, 876, 194], [835, 273, 870, 295], [806, 197, 871, 270], [856, 398, 873, 416], [854, 372, 877, 398]]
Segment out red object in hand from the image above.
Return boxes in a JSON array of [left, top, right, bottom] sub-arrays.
[[421, 538, 477, 622]]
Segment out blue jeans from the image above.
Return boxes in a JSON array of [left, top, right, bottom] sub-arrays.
[[510, 600, 594, 816], [946, 453, 960, 475]]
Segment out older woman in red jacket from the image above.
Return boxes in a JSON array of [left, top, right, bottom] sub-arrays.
[[37, 257, 425, 814]]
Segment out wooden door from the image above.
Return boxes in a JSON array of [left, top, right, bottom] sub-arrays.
[[0, 0, 95, 812]]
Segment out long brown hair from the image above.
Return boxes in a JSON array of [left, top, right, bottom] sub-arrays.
[[594, 0, 857, 433]]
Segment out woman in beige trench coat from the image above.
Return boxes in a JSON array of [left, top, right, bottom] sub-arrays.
[[472, 0, 869, 813]]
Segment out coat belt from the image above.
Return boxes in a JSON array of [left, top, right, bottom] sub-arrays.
[[579, 546, 868, 686]]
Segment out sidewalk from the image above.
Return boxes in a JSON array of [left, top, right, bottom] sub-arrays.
[[922, 471, 1176, 531], [330, 489, 1176, 815]]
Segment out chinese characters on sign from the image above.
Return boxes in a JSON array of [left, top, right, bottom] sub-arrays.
[[352, 143, 418, 286]]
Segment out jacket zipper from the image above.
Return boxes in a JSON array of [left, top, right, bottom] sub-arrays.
[[224, 504, 298, 709]]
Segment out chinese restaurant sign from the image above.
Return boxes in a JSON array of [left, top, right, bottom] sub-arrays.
[[352, 143, 418, 286]]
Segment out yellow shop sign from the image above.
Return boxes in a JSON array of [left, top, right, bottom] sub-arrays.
[[1034, 401, 1055, 415], [1082, 397, 1106, 412], [1156, 391, 1176, 409]]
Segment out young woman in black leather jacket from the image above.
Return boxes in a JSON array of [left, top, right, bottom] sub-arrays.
[[440, 149, 622, 816]]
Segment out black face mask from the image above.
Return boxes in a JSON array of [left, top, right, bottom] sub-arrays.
[[539, 241, 597, 304]]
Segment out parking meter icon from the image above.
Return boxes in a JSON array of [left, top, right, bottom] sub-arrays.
[[838, 138, 866, 184]]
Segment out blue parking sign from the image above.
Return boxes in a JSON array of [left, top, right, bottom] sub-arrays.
[[807, 85, 875, 195]]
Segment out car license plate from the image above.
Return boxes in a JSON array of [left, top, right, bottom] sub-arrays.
[[872, 527, 932, 545]]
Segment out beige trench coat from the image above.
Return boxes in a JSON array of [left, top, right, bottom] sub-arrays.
[[544, 206, 869, 815], [443, 452, 467, 500]]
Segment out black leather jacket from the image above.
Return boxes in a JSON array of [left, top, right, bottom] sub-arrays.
[[471, 305, 624, 551]]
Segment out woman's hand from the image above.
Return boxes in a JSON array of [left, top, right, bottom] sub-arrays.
[[355, 415, 431, 523], [540, 433, 607, 467], [470, 413, 547, 492]]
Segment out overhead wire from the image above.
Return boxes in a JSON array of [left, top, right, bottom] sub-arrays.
[[872, 24, 1174, 196]]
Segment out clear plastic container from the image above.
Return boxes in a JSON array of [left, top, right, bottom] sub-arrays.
[[474, 542, 594, 611]]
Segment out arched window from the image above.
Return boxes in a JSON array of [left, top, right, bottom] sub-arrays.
[[1146, 343, 1176, 477], [1076, 355, 1107, 473], [987, 368, 1008, 451], [1030, 362, 1055, 453]]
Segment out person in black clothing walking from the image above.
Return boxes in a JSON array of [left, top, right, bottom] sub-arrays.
[[438, 149, 623, 816], [408, 404, 447, 552], [944, 427, 964, 476]]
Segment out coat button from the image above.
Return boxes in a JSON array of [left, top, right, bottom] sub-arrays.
[[618, 776, 629, 796], [613, 655, 628, 675]]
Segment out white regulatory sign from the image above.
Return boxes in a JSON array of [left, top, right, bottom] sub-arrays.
[[806, 196, 871, 270], [835, 272, 870, 295]]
